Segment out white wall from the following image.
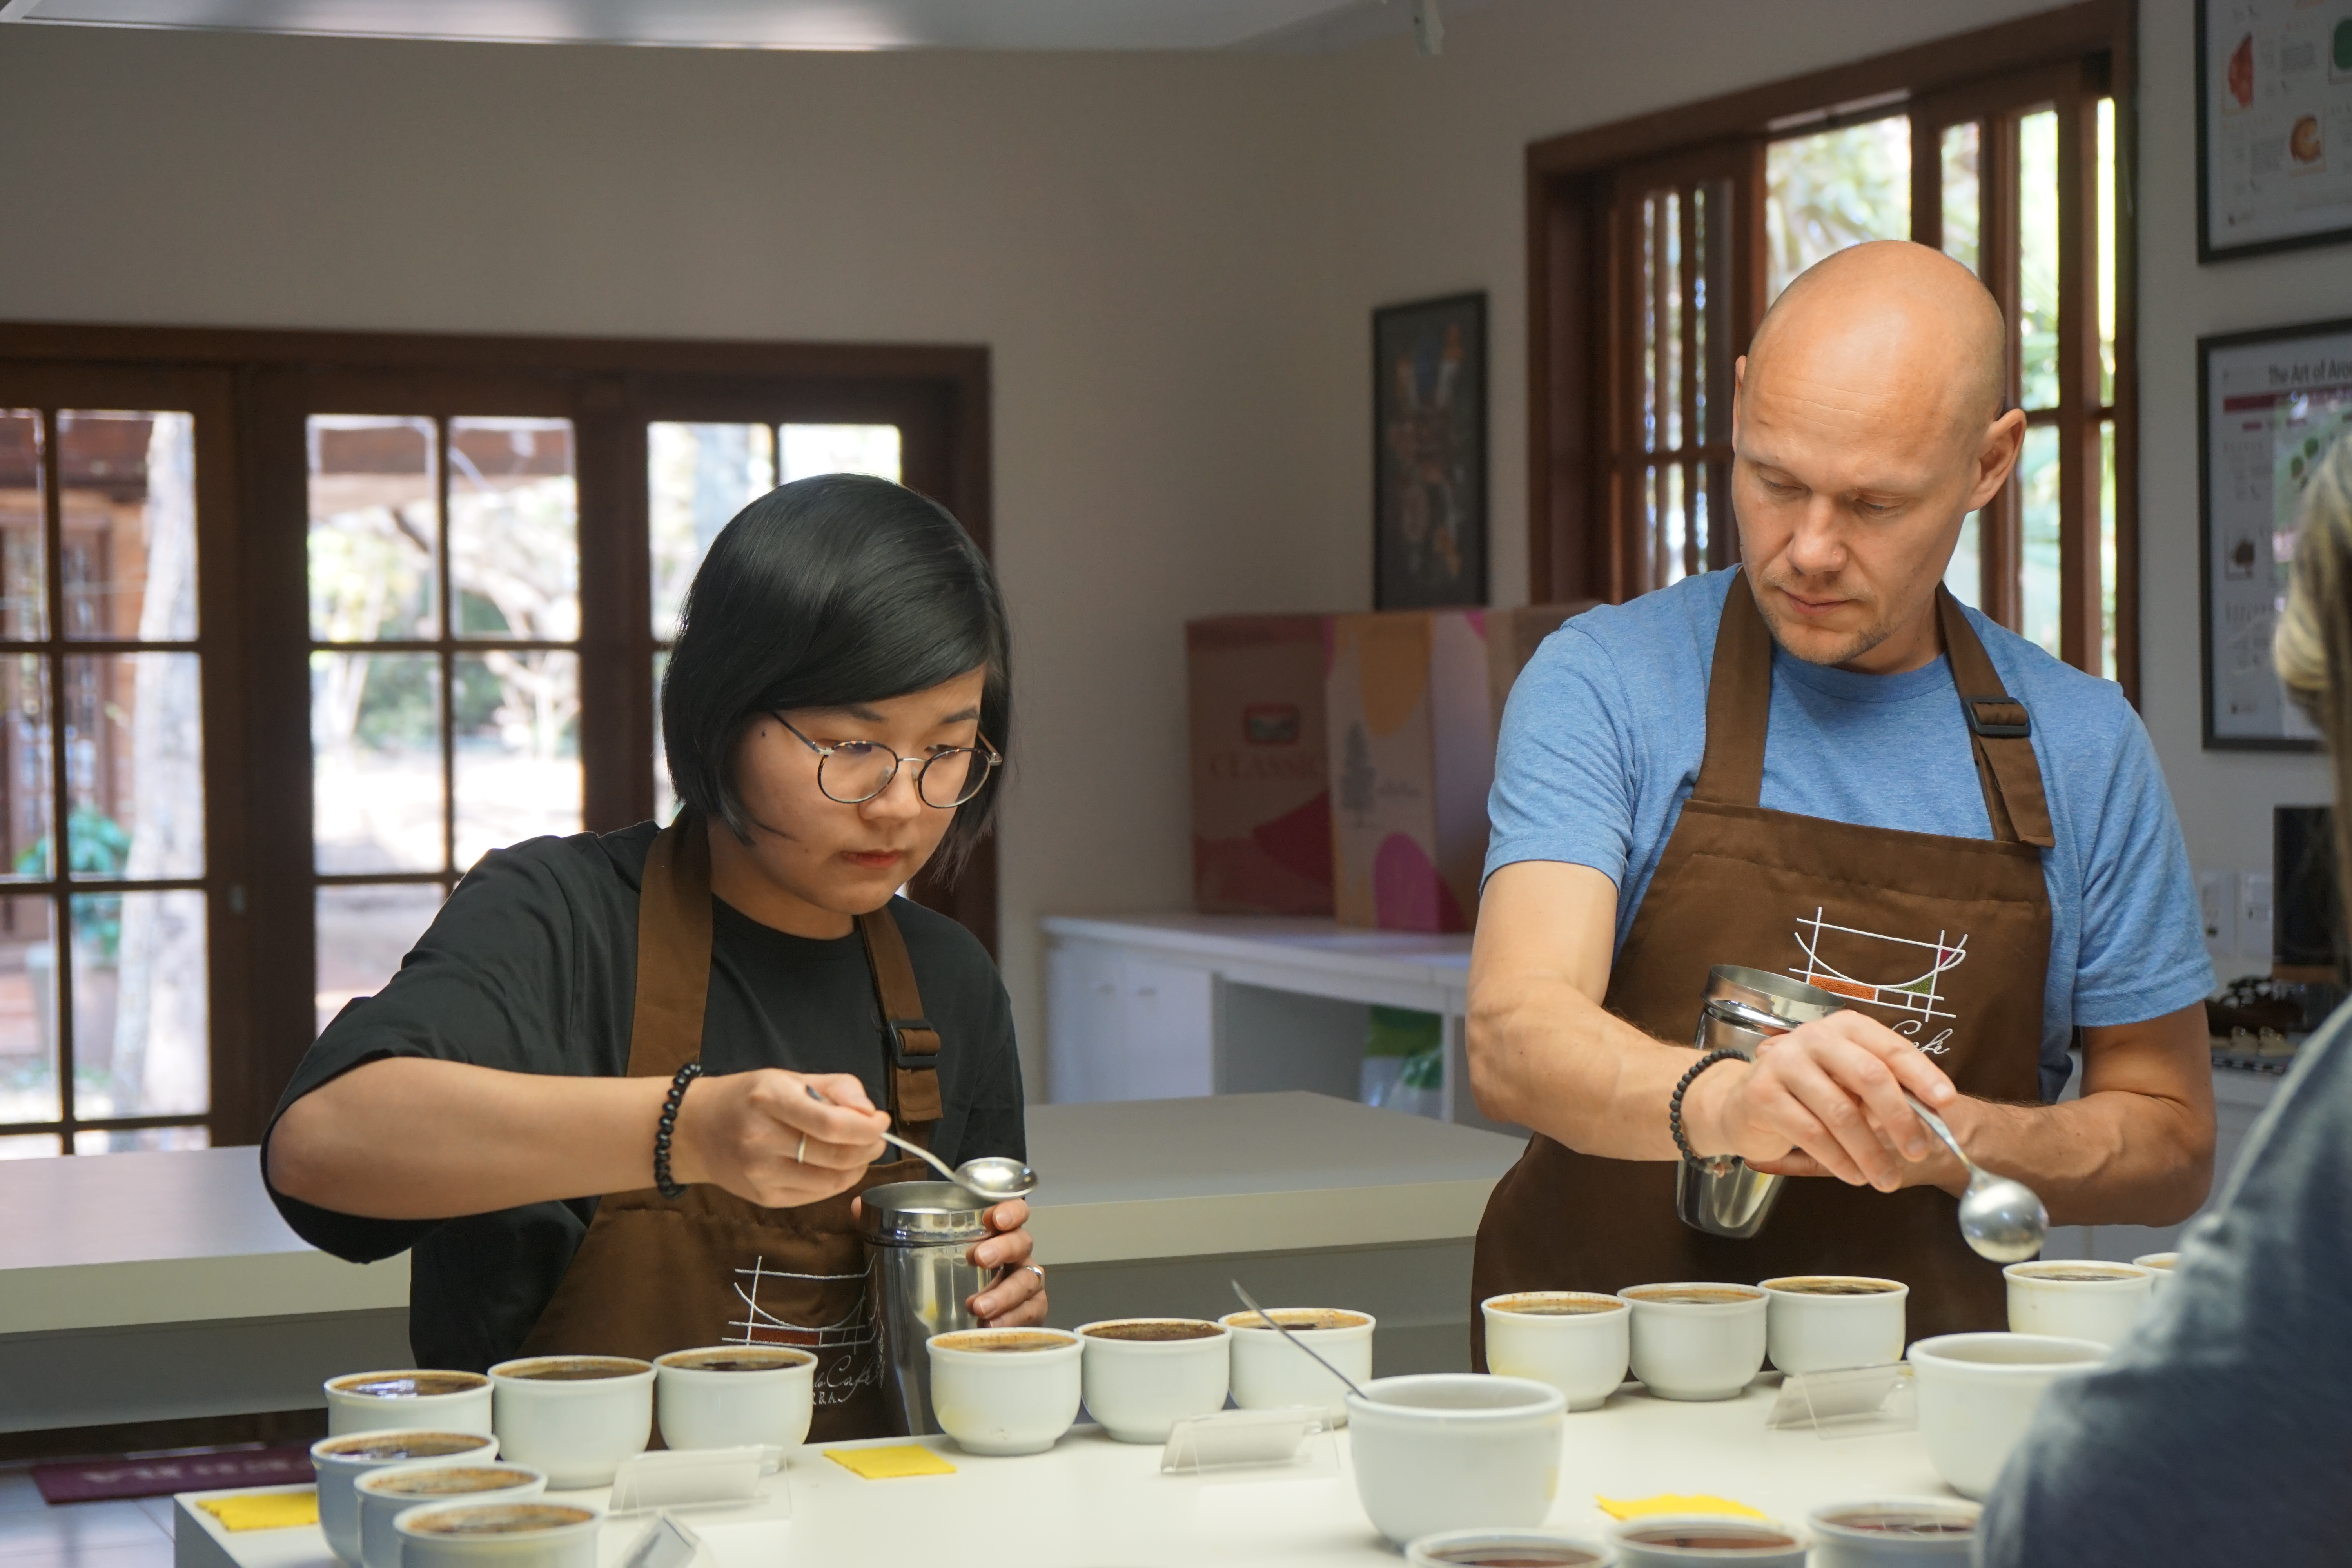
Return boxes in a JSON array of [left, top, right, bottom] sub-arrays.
[[4, 0, 2339, 1098], [0, 25, 1361, 1091]]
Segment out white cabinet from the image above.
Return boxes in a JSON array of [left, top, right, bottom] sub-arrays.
[[1045, 939, 1213, 1103]]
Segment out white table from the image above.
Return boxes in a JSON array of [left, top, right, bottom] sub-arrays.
[[174, 1381, 1951, 1568]]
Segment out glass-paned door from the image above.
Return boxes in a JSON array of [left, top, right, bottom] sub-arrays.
[[646, 423, 901, 821], [309, 414, 584, 1034], [0, 407, 212, 1154]]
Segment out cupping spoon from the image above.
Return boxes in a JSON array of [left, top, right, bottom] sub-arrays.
[[1230, 1280, 1373, 1402], [1905, 1093, 2048, 1263], [802, 1083, 1038, 1200]]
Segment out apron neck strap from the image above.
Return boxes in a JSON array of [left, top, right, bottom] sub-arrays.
[[628, 814, 946, 1144], [1690, 574, 2055, 849], [1937, 587, 2055, 849]]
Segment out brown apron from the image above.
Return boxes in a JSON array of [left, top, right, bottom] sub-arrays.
[[518, 813, 946, 1443], [1472, 574, 2053, 1357]]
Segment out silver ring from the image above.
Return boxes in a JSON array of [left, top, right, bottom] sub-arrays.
[[1023, 1263, 1045, 1284], [795, 1133, 808, 1164]]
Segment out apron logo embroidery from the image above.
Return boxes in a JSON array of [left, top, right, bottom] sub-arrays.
[[729, 1256, 884, 1406], [1788, 907, 1966, 1053]]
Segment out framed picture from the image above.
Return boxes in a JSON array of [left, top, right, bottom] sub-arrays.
[[2200, 316, 2352, 750], [2197, 0, 2352, 262], [1374, 292, 1486, 608]]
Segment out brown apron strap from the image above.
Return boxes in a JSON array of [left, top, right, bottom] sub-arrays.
[[626, 813, 714, 1079], [1690, 571, 1776, 808], [856, 906, 943, 1146], [1936, 588, 2055, 849]]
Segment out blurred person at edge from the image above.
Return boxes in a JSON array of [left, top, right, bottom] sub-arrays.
[[267, 475, 1040, 1442], [1977, 433, 2352, 1567]]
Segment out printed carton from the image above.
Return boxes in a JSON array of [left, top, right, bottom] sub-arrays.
[[1187, 615, 1334, 915]]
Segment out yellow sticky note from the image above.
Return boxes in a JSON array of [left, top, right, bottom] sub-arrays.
[[1596, 1494, 1768, 1522], [825, 1445, 958, 1479], [196, 1491, 321, 1532]]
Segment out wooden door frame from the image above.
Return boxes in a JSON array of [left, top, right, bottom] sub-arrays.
[[1524, 0, 2137, 695], [0, 323, 993, 1144]]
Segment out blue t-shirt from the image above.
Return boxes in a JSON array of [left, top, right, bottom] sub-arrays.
[[1485, 571, 2214, 1101]]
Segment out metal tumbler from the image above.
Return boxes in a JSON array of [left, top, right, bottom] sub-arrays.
[[858, 1180, 992, 1436], [1675, 965, 1848, 1239]]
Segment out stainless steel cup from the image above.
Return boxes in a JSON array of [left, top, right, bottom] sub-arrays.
[[1675, 966, 1847, 1240], [858, 1180, 991, 1436]]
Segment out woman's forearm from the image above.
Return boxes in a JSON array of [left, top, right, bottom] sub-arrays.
[[268, 1058, 668, 1220]]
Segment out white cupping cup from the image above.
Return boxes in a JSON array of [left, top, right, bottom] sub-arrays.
[[1346, 1374, 1566, 1546], [488, 1356, 655, 1489], [395, 1501, 601, 1568], [310, 1430, 499, 1566], [355, 1464, 543, 1568]]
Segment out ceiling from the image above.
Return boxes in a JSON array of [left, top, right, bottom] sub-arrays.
[[0, 0, 1437, 52]]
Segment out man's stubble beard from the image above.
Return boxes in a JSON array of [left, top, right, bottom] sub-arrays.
[[1751, 568, 1902, 669]]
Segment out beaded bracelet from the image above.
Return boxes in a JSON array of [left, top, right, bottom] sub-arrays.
[[653, 1061, 703, 1199], [1668, 1049, 1744, 1168]]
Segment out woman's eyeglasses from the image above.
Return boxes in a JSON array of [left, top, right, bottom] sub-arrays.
[[775, 717, 1001, 808]]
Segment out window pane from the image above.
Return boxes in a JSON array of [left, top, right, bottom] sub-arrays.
[[76, 1125, 208, 1154], [1766, 116, 1912, 303], [2100, 419, 2118, 681], [0, 655, 54, 882], [1641, 192, 1661, 456], [0, 412, 45, 641], [310, 416, 438, 642], [313, 651, 444, 873], [779, 425, 900, 484], [2018, 425, 2062, 657], [73, 889, 205, 1120], [454, 650, 580, 871], [1945, 511, 1984, 609], [2097, 97, 2116, 409], [0, 1134, 62, 1158], [1658, 191, 1683, 453], [1660, 464, 1688, 586], [449, 418, 577, 642], [2018, 108, 2060, 410], [58, 412, 198, 642], [0, 897, 58, 1125], [65, 653, 203, 880], [653, 649, 674, 826], [650, 423, 775, 639], [316, 882, 443, 1036], [1940, 121, 1982, 277]]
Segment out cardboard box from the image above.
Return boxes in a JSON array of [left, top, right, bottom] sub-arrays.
[[1187, 615, 1334, 916], [1487, 601, 1601, 730], [1326, 610, 1492, 933]]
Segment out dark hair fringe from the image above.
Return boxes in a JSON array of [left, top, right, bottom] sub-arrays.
[[659, 473, 1009, 884]]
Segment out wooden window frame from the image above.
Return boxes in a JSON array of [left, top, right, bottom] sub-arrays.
[[1526, 0, 2139, 699], [0, 324, 992, 1147]]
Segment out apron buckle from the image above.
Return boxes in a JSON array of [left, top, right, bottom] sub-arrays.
[[1962, 694, 2031, 740], [889, 1018, 941, 1067]]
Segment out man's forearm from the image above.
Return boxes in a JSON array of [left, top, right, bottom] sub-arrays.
[[268, 1058, 668, 1220], [1467, 972, 1703, 1159], [1950, 1089, 2214, 1227]]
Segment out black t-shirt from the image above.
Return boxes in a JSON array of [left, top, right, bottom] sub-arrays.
[[265, 822, 1025, 1372]]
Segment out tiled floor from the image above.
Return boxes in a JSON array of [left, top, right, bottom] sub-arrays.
[[0, 1469, 174, 1568]]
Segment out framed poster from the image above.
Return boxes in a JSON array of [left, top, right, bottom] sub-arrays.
[[1374, 291, 1486, 609], [2198, 0, 2352, 261], [2201, 317, 2352, 749]]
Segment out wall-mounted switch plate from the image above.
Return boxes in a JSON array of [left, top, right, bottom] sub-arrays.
[[2241, 871, 2275, 967], [2197, 869, 2238, 960]]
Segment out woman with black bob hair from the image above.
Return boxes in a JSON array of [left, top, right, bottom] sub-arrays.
[[267, 475, 1042, 1441]]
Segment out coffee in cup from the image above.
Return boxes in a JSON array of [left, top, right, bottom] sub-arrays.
[[488, 1355, 654, 1489], [655, 1344, 817, 1457], [1808, 1497, 1978, 1565], [2002, 1261, 2153, 1347], [926, 1328, 1082, 1455], [1405, 1528, 1614, 1566], [1481, 1291, 1629, 1411], [325, 1369, 494, 1438], [1760, 1275, 1908, 1376], [1219, 1307, 1376, 1426], [396, 1503, 599, 1568], [1076, 1318, 1231, 1443], [1610, 1516, 1805, 1565], [1617, 1283, 1768, 1401]]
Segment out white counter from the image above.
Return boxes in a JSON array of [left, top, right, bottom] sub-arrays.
[[0, 1093, 1525, 1434], [174, 1380, 1949, 1568]]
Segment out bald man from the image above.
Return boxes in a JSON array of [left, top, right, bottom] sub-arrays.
[[1467, 242, 2215, 1343]]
